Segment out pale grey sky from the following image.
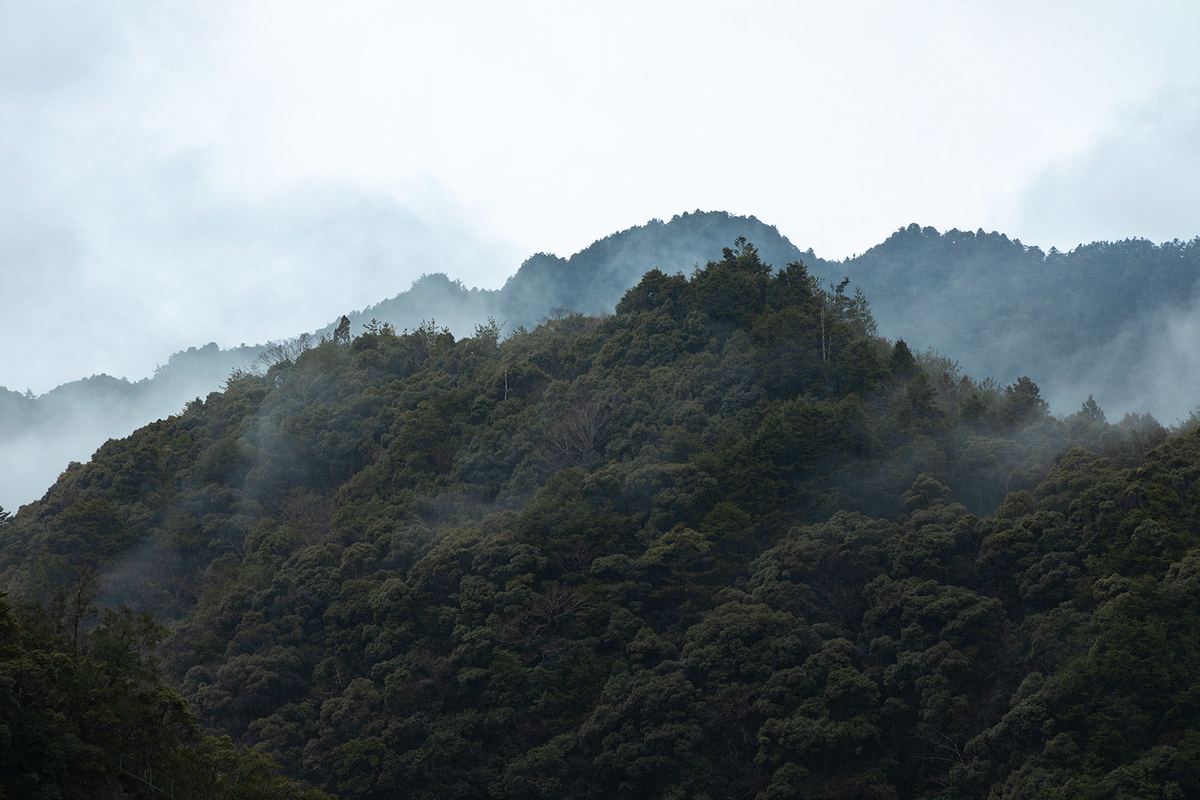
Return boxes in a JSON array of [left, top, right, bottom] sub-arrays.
[[2, 0, 1199, 395]]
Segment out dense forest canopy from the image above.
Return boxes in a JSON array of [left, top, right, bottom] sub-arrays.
[[3, 238, 1200, 797], [809, 224, 1200, 421], [0, 343, 265, 515], [6, 211, 1198, 516], [0, 211, 801, 514]]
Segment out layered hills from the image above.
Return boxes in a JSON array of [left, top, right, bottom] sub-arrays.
[[808, 225, 1200, 420], [0, 211, 804, 513], [6, 211, 1198, 514], [4, 239, 1200, 797]]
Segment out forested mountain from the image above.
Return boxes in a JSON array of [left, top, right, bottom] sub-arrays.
[[314, 210, 808, 340], [5, 240, 1200, 798], [0, 343, 263, 515], [8, 211, 1198, 516], [0, 592, 330, 799], [0, 212, 801, 514], [812, 225, 1200, 422]]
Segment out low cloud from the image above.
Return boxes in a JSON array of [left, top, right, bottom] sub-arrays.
[[1045, 287, 1200, 425], [1015, 89, 1200, 249], [0, 154, 523, 395], [0, 2, 525, 396]]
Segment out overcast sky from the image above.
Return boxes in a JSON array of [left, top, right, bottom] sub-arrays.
[[2, 0, 1199, 396]]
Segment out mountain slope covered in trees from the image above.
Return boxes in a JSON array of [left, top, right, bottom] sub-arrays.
[[4, 240, 1200, 797], [0, 212, 802, 514], [812, 224, 1200, 420], [315, 210, 809, 340], [0, 343, 264, 515], [7, 211, 1198, 515]]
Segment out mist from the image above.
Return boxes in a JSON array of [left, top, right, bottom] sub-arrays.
[[0, 168, 525, 397], [802, 224, 1200, 429], [1047, 288, 1200, 425], [4, 2, 1200, 510], [8, 208, 1200, 514], [5, 1, 1198, 392], [0, 400, 171, 518], [1, 211, 811, 511], [1014, 88, 1200, 250]]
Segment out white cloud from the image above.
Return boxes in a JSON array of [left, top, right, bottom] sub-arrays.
[[0, 156, 523, 394], [1013, 89, 1200, 249], [1044, 283, 1200, 425], [2, 0, 1199, 398]]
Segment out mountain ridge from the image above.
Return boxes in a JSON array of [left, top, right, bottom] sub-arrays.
[[4, 238, 1200, 796], [0, 212, 809, 511], [5, 211, 1199, 513]]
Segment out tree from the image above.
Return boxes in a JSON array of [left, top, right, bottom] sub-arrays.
[[256, 333, 314, 370], [889, 340, 918, 379], [536, 398, 611, 471], [333, 315, 351, 347], [1001, 376, 1049, 426], [1079, 394, 1106, 423], [692, 238, 773, 326]]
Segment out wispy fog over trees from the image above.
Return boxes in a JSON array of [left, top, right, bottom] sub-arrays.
[[5, 238, 1200, 797], [6, 212, 1199, 519], [0, 344, 261, 513], [0, 212, 804, 511], [811, 224, 1200, 422]]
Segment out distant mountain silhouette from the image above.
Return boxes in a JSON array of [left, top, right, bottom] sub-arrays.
[[321, 210, 809, 338], [5, 211, 1199, 512], [805, 224, 1200, 419], [1, 212, 804, 512]]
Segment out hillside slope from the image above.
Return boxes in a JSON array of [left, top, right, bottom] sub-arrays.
[[319, 210, 809, 338], [1, 212, 800, 513], [813, 225, 1200, 419], [5, 241, 1199, 797], [10, 212, 1197, 514], [0, 343, 262, 513]]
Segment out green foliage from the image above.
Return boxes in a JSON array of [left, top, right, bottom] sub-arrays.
[[805, 224, 1200, 412], [0, 591, 323, 799], [4, 240, 1199, 798]]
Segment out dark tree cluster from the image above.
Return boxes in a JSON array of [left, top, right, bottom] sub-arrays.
[[1, 241, 1195, 798]]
